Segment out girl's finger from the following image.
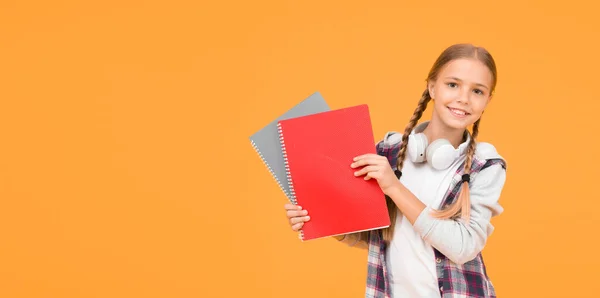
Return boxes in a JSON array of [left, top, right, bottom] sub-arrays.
[[354, 165, 379, 177], [286, 209, 308, 218], [291, 222, 304, 231], [284, 204, 302, 211], [364, 172, 376, 180], [290, 216, 310, 225], [351, 158, 384, 168], [352, 153, 379, 161]]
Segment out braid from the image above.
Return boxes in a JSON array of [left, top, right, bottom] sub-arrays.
[[464, 118, 480, 174], [431, 118, 481, 222], [382, 88, 432, 242], [396, 89, 432, 172]]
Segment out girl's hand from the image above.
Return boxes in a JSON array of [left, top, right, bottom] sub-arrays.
[[284, 203, 310, 231], [351, 153, 400, 196]]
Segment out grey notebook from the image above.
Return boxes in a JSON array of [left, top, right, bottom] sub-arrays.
[[249, 92, 331, 201]]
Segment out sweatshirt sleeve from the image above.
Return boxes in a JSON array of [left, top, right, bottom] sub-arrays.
[[412, 163, 507, 265]]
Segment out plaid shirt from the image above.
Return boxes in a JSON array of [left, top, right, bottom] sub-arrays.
[[366, 134, 506, 298]]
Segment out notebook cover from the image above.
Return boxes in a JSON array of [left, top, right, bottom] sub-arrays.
[[249, 92, 330, 201], [277, 104, 390, 241]]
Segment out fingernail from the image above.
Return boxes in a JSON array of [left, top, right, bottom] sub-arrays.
[[305, 216, 310, 220], [297, 206, 302, 210], [303, 210, 308, 215]]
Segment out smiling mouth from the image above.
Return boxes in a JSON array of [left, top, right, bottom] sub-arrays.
[[447, 107, 470, 118]]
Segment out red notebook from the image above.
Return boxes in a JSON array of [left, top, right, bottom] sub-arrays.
[[277, 104, 390, 241]]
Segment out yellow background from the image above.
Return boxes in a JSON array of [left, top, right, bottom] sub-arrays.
[[1, 1, 598, 297]]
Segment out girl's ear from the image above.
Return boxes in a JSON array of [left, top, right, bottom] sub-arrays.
[[427, 80, 436, 99]]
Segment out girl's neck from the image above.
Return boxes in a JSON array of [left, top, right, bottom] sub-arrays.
[[422, 119, 466, 148]]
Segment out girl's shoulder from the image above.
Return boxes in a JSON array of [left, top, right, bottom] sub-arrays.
[[474, 142, 505, 164], [375, 131, 403, 150], [474, 141, 507, 172], [375, 131, 403, 160]]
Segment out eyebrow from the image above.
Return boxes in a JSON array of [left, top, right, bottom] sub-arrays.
[[445, 76, 489, 90]]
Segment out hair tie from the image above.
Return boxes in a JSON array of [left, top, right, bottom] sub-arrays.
[[394, 170, 402, 179], [461, 174, 470, 183]]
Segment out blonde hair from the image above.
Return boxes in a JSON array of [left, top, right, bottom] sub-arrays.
[[382, 44, 497, 243]]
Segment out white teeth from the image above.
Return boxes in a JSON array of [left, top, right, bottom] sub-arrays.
[[450, 108, 466, 115]]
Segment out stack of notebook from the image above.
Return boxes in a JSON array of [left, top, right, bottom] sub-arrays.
[[249, 92, 390, 241]]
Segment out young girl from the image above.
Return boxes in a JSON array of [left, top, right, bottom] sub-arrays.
[[284, 43, 507, 298]]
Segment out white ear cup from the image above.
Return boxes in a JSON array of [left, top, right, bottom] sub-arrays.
[[407, 133, 428, 163], [426, 139, 459, 170], [406, 132, 461, 170]]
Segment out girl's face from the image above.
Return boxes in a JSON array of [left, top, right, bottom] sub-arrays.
[[428, 58, 494, 131]]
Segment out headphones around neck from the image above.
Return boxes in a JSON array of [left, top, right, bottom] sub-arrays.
[[406, 132, 464, 170]]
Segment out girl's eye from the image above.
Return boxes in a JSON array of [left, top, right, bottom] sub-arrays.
[[447, 82, 458, 88], [473, 89, 483, 95]]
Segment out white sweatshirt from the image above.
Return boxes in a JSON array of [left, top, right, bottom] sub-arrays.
[[383, 122, 507, 298]]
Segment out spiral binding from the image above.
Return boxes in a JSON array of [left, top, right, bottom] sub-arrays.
[[277, 122, 304, 241], [250, 139, 289, 199]]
